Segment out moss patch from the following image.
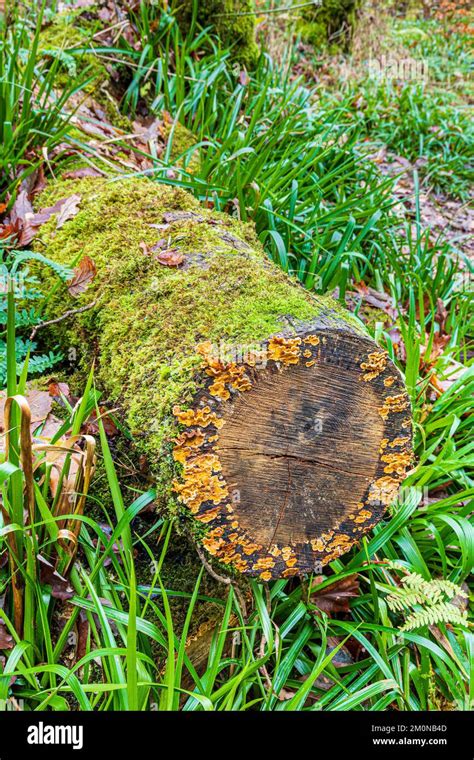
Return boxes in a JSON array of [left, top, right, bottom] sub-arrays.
[[161, 116, 200, 172], [39, 9, 105, 91]]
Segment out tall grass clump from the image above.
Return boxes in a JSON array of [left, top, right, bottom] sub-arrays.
[[0, 271, 162, 710], [0, 0, 88, 201]]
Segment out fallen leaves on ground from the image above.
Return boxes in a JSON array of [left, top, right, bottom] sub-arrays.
[[62, 167, 103, 180], [0, 386, 86, 501], [83, 407, 118, 437], [20, 164, 47, 199], [140, 240, 184, 267], [0, 192, 84, 247], [156, 249, 184, 267], [38, 555, 74, 600], [420, 332, 451, 365], [5, 190, 35, 246], [344, 281, 400, 327], [48, 380, 73, 404], [375, 147, 474, 262], [278, 636, 356, 703], [429, 360, 467, 397], [0, 620, 14, 651], [73, 610, 90, 665], [10, 189, 34, 229], [309, 574, 360, 616], [0, 389, 52, 439]]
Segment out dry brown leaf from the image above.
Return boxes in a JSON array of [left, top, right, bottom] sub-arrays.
[[48, 380, 72, 402], [62, 167, 102, 180], [20, 164, 47, 198], [429, 361, 466, 396], [10, 189, 33, 227], [0, 620, 13, 651], [56, 194, 82, 229], [75, 610, 90, 663], [434, 297, 449, 335], [310, 574, 360, 616], [0, 389, 52, 440], [7, 190, 37, 246], [83, 407, 118, 437], [27, 390, 54, 426], [67, 256, 97, 296], [38, 555, 74, 600], [156, 249, 184, 267], [420, 333, 451, 365], [28, 197, 71, 229], [0, 221, 21, 242]]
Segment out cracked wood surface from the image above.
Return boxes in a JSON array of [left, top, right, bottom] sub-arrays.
[[217, 348, 385, 548]]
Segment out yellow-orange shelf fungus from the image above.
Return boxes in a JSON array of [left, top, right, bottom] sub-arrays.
[[360, 350, 388, 382], [267, 336, 302, 366], [173, 454, 228, 512], [368, 476, 400, 507], [172, 405, 223, 429], [172, 430, 205, 463], [196, 341, 253, 400], [354, 508, 372, 524], [304, 335, 320, 346], [379, 393, 409, 420], [381, 450, 413, 475]]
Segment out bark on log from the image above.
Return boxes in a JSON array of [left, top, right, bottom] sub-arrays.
[[37, 177, 413, 580]]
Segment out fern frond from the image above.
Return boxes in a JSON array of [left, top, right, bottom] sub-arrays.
[[384, 569, 469, 633], [386, 589, 430, 611], [400, 602, 468, 632]]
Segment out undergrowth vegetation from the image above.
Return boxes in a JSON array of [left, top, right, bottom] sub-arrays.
[[0, 1, 89, 201], [317, 11, 474, 198], [0, 0, 472, 712]]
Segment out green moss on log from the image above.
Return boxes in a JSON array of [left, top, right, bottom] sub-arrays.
[[160, 117, 200, 171], [39, 8, 104, 90]]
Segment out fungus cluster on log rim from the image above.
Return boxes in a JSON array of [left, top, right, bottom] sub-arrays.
[[172, 331, 412, 580]]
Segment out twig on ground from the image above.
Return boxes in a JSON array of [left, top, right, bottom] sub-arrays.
[[29, 300, 97, 341]]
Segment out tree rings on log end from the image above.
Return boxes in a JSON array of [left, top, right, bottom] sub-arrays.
[[172, 329, 413, 580]]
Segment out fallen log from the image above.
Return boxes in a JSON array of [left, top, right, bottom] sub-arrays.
[[37, 177, 413, 579]]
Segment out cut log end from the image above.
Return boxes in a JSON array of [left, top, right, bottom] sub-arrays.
[[173, 326, 413, 580]]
